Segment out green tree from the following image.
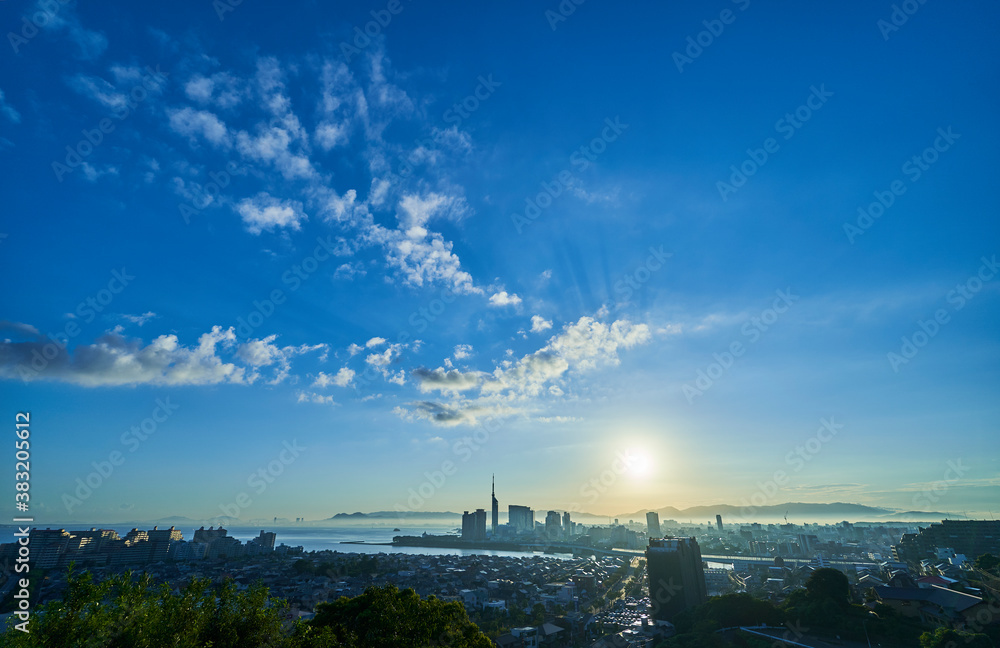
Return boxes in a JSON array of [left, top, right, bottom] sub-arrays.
[[974, 553, 1000, 573], [803, 568, 850, 606], [920, 626, 993, 648], [304, 584, 491, 648], [2, 567, 288, 648], [293, 558, 316, 575], [530, 602, 546, 626], [671, 594, 783, 635], [658, 631, 731, 648]]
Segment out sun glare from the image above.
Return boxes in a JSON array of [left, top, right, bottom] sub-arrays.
[[627, 449, 653, 476]]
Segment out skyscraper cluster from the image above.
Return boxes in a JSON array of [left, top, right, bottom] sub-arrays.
[[461, 477, 581, 541]]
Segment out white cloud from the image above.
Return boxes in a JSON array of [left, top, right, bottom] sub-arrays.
[[235, 193, 307, 235], [431, 126, 473, 155], [297, 392, 338, 405], [489, 291, 522, 308], [656, 323, 684, 336], [316, 121, 350, 150], [256, 56, 291, 115], [530, 315, 553, 333], [412, 367, 484, 394], [399, 316, 651, 426], [235, 335, 284, 367], [364, 343, 408, 384], [537, 415, 580, 424], [570, 184, 621, 205], [129, 49, 482, 298], [399, 401, 518, 428], [544, 317, 651, 372], [235, 119, 315, 180], [0, 321, 41, 338], [313, 367, 355, 388], [348, 343, 363, 356], [366, 344, 400, 367], [168, 107, 230, 147], [333, 262, 366, 280], [319, 189, 358, 223], [184, 72, 245, 109], [109, 65, 166, 93], [366, 337, 386, 348], [70, 75, 128, 111], [397, 192, 463, 229], [79, 163, 119, 183], [369, 178, 390, 207], [366, 49, 414, 116], [0, 326, 246, 387], [121, 312, 157, 326], [453, 344, 473, 360], [236, 335, 327, 384], [369, 224, 480, 294], [481, 351, 569, 399], [185, 76, 214, 103]]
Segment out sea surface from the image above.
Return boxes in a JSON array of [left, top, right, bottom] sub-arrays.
[[0, 524, 580, 560]]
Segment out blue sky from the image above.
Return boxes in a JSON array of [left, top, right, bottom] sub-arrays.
[[1, 0, 998, 524]]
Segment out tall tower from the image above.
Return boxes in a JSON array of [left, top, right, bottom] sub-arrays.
[[491, 474, 499, 536]]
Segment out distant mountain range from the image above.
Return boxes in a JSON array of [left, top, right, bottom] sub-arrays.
[[326, 511, 462, 520], [615, 502, 963, 523], [41, 502, 967, 528], [319, 502, 963, 524]]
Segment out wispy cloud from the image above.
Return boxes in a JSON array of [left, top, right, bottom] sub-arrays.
[[34, 0, 108, 60], [0, 89, 21, 124], [402, 315, 651, 426]]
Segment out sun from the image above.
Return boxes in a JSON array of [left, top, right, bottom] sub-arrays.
[[627, 449, 653, 476]]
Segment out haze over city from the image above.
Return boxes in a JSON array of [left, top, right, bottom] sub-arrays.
[[1, 0, 998, 526]]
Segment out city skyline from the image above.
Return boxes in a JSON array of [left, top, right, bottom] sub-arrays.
[[1, 1, 998, 525]]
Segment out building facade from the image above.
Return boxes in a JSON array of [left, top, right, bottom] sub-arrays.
[[646, 537, 708, 621], [509, 505, 534, 533], [646, 512, 661, 538]]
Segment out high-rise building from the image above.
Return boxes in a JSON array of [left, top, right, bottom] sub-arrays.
[[193, 526, 229, 544], [491, 475, 499, 536], [646, 537, 708, 621], [646, 512, 661, 538], [462, 511, 476, 541], [716, 515, 723, 531], [463, 511, 487, 542], [251, 530, 276, 550], [509, 505, 534, 532], [562, 511, 571, 537], [892, 520, 1000, 563], [474, 508, 487, 542], [545, 511, 562, 537], [146, 525, 183, 561]]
